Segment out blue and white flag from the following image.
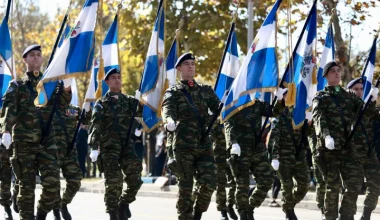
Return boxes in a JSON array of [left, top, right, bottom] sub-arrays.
[[36, 0, 98, 106], [215, 24, 240, 103], [361, 37, 377, 101], [84, 57, 99, 109], [140, 0, 165, 132], [0, 0, 14, 108], [317, 23, 334, 91], [58, 24, 72, 48], [166, 38, 177, 86], [221, 0, 282, 122], [70, 78, 78, 106], [284, 0, 317, 128]]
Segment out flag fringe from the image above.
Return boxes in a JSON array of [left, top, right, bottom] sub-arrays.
[[285, 82, 296, 106]]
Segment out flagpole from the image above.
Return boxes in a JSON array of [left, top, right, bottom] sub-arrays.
[[7, 0, 14, 75], [46, 1, 72, 69]]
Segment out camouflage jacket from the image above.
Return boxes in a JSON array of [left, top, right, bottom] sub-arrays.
[[268, 107, 308, 161], [307, 123, 318, 155], [88, 91, 142, 151], [224, 99, 285, 152], [161, 80, 220, 149], [1, 72, 72, 143], [210, 119, 227, 164], [312, 85, 377, 151]]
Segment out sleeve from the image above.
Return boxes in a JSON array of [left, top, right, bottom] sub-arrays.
[[161, 90, 177, 123], [88, 101, 104, 150], [59, 89, 72, 108], [312, 96, 330, 140], [1, 82, 19, 133], [272, 99, 286, 117], [224, 116, 239, 147], [206, 86, 221, 114], [268, 118, 280, 159]]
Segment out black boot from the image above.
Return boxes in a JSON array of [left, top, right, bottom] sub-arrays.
[[53, 209, 61, 220], [285, 209, 293, 220], [11, 194, 18, 213], [220, 209, 229, 220], [227, 204, 238, 220], [109, 211, 118, 220], [339, 215, 353, 220], [321, 208, 326, 220], [247, 208, 254, 220], [193, 211, 203, 220], [60, 204, 72, 220], [361, 207, 372, 220], [35, 210, 47, 220], [238, 210, 248, 220], [291, 209, 298, 220], [4, 205, 13, 220], [118, 202, 131, 220]]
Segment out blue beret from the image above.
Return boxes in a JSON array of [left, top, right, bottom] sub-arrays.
[[175, 53, 195, 68], [104, 68, 121, 80], [346, 77, 363, 89], [23, 44, 41, 58]]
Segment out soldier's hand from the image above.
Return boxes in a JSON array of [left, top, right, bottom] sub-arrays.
[[324, 135, 335, 150], [305, 111, 312, 122], [135, 129, 142, 137], [63, 78, 72, 88], [275, 87, 288, 100], [135, 90, 141, 101], [165, 119, 176, 132], [89, 150, 99, 162], [231, 143, 241, 156], [1, 132, 12, 150], [370, 87, 379, 102], [271, 159, 279, 170], [83, 102, 91, 112]]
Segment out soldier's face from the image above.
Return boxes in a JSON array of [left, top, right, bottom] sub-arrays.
[[24, 50, 43, 70], [326, 66, 341, 86], [351, 83, 363, 98], [105, 74, 122, 92], [177, 60, 196, 80]]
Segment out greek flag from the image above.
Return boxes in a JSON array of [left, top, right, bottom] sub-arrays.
[[166, 38, 177, 86], [361, 37, 377, 101], [317, 24, 334, 91], [221, 0, 282, 122], [58, 25, 72, 48], [83, 58, 99, 109], [35, 0, 98, 106]]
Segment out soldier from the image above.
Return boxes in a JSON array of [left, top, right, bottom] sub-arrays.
[[52, 103, 90, 220], [307, 122, 327, 220], [224, 88, 286, 220], [211, 119, 238, 220], [88, 68, 143, 220], [1, 44, 72, 220], [312, 61, 379, 220], [268, 97, 311, 220], [162, 53, 219, 220], [346, 78, 380, 220]]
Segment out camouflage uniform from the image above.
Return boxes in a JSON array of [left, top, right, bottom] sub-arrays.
[[162, 80, 219, 219], [352, 112, 380, 214], [211, 121, 236, 211], [307, 124, 326, 210], [1, 71, 71, 219], [88, 91, 143, 213], [52, 105, 85, 210], [312, 85, 377, 219], [268, 107, 310, 212], [224, 100, 284, 214], [0, 146, 12, 207]]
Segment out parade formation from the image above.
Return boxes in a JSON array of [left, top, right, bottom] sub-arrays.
[[0, 0, 380, 220]]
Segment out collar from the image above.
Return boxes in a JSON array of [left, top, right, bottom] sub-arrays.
[[106, 91, 121, 100], [24, 71, 42, 82], [325, 85, 345, 95], [178, 79, 198, 90]]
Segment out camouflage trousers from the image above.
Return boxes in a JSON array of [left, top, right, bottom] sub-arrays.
[[234, 149, 273, 211], [277, 158, 310, 211], [215, 162, 236, 211], [318, 151, 363, 220], [358, 153, 380, 211], [175, 147, 217, 220], [0, 150, 12, 207], [12, 140, 60, 219], [312, 156, 326, 209], [101, 150, 143, 213], [53, 142, 82, 209]]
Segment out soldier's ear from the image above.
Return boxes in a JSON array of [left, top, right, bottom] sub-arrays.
[[23, 58, 27, 64]]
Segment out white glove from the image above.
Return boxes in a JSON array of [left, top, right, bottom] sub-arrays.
[[275, 88, 288, 100], [135, 90, 141, 101], [63, 78, 72, 88], [166, 119, 176, 132], [305, 111, 312, 121], [83, 102, 91, 112], [324, 135, 335, 150], [89, 150, 99, 162], [2, 133, 11, 149], [230, 143, 241, 157], [370, 87, 379, 102], [135, 129, 142, 137], [271, 159, 279, 171]]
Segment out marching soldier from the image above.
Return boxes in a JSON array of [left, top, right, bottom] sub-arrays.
[[346, 78, 380, 220], [1, 45, 72, 220], [224, 88, 286, 220], [52, 103, 90, 220], [312, 61, 379, 220], [88, 68, 143, 220], [268, 99, 311, 220], [162, 53, 219, 220]]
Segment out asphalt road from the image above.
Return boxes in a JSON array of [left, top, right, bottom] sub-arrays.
[[1, 190, 379, 220]]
